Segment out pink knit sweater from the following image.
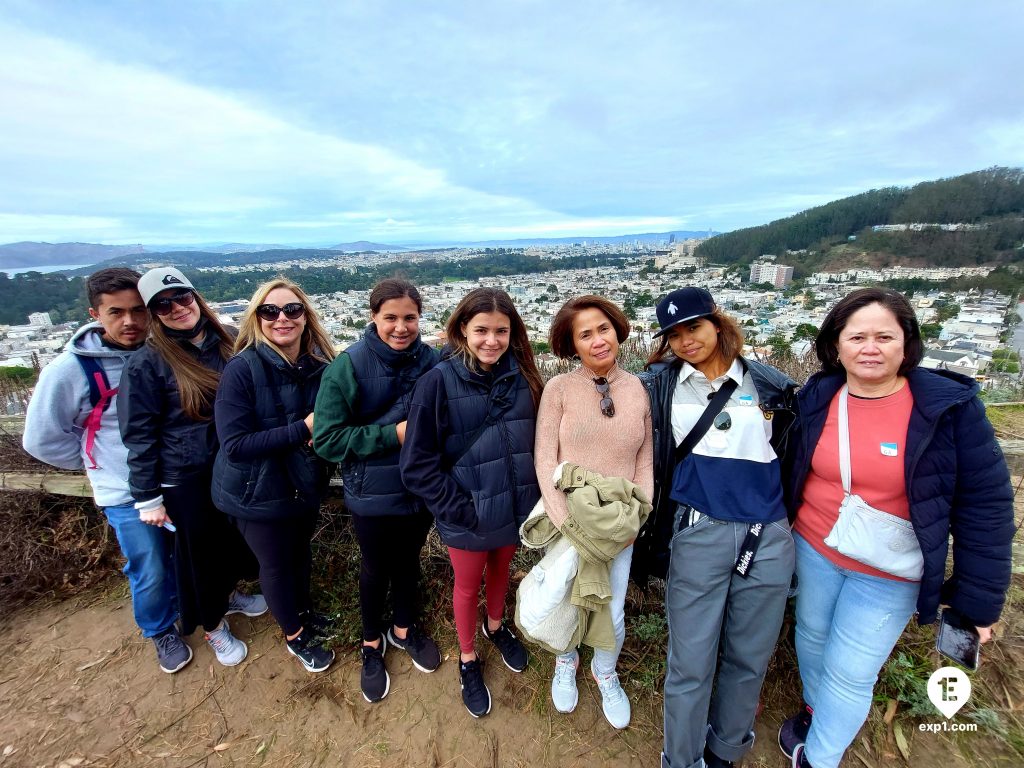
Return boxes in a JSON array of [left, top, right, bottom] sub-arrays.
[[534, 363, 654, 528]]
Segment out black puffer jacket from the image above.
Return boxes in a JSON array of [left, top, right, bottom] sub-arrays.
[[212, 344, 329, 521], [118, 330, 233, 502], [632, 356, 798, 583], [788, 368, 1014, 626], [400, 352, 540, 551]]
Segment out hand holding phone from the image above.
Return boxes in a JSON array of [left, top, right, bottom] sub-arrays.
[[936, 608, 981, 671]]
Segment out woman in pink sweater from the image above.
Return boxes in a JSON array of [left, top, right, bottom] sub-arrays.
[[533, 295, 654, 729]]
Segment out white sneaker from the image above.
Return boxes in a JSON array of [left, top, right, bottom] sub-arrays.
[[551, 651, 579, 713], [205, 619, 248, 666], [225, 590, 269, 617], [592, 660, 630, 729]]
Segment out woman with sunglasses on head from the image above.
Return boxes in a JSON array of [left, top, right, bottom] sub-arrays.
[[400, 287, 543, 718], [634, 287, 798, 768], [211, 278, 337, 673], [532, 295, 653, 729], [311, 279, 441, 702], [119, 267, 266, 668]]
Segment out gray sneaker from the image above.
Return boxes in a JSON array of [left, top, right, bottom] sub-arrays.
[[225, 590, 268, 617], [551, 651, 579, 713], [592, 660, 630, 729], [205, 619, 248, 666], [154, 627, 193, 673]]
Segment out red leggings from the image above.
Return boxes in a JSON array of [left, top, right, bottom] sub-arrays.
[[447, 544, 517, 655]]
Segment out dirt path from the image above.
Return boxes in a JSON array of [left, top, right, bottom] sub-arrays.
[[0, 583, 1016, 768], [0, 585, 667, 768]]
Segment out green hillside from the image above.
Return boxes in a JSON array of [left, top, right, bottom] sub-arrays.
[[695, 167, 1024, 275]]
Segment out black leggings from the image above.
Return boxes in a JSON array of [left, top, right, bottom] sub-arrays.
[[352, 511, 433, 642], [164, 474, 258, 635], [234, 509, 317, 637]]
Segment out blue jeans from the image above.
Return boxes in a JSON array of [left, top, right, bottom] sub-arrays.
[[103, 503, 177, 638], [794, 533, 919, 768]]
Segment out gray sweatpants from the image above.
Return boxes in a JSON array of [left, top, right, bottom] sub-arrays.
[[661, 510, 795, 768]]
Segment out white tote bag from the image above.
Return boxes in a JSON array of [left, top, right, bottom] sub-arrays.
[[823, 386, 924, 581]]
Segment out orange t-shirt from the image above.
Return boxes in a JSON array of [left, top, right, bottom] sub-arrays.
[[794, 384, 914, 581]]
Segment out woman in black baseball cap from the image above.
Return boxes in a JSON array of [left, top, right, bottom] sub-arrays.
[[635, 286, 798, 768]]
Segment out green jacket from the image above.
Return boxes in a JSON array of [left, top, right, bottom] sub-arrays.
[[518, 462, 651, 653]]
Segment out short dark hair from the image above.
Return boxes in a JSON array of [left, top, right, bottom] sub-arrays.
[[369, 278, 422, 314], [548, 295, 630, 359], [86, 267, 142, 309], [815, 288, 923, 375]]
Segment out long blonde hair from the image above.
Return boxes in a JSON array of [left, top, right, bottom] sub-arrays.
[[234, 277, 337, 364], [148, 291, 234, 421]]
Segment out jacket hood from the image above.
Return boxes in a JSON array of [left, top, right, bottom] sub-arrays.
[[68, 322, 144, 360]]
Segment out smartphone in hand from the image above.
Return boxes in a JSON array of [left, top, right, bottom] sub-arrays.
[[936, 609, 980, 671]]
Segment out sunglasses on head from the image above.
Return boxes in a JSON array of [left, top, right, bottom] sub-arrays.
[[593, 377, 615, 418], [255, 302, 306, 321], [151, 289, 196, 316]]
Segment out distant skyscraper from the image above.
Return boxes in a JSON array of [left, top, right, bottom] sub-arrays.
[[28, 312, 53, 327]]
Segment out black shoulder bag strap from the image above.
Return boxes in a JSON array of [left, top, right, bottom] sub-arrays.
[[673, 377, 738, 465], [446, 378, 517, 468]]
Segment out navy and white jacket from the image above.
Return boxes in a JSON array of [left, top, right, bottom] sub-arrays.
[[633, 356, 798, 583], [400, 351, 540, 551], [787, 368, 1014, 626]]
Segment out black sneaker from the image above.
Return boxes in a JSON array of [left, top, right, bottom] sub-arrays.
[[300, 610, 339, 643], [360, 635, 390, 703], [791, 744, 813, 767], [153, 627, 193, 674], [387, 625, 441, 673], [778, 703, 813, 759], [459, 659, 492, 718], [703, 745, 734, 768], [286, 630, 335, 673], [481, 621, 528, 672]]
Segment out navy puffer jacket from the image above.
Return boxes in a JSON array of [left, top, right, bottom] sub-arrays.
[[787, 368, 1014, 626], [400, 352, 540, 551]]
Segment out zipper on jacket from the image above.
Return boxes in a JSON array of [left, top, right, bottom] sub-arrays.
[[498, 417, 519, 518]]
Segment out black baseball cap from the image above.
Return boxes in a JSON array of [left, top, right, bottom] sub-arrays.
[[652, 287, 716, 338]]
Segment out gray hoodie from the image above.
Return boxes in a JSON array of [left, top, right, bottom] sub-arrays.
[[23, 322, 139, 507]]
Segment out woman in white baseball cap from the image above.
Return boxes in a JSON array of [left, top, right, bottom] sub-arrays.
[[119, 266, 267, 668]]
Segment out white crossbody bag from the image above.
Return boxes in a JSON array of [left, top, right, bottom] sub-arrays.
[[823, 386, 924, 581]]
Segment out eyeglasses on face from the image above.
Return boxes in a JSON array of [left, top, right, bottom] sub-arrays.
[[593, 377, 615, 418], [151, 289, 196, 316], [256, 302, 306, 321], [713, 411, 732, 431]]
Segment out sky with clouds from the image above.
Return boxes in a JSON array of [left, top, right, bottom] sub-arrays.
[[1, 0, 1022, 246]]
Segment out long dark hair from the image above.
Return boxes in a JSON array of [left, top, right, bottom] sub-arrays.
[[148, 291, 234, 421], [815, 288, 923, 375], [445, 288, 544, 407]]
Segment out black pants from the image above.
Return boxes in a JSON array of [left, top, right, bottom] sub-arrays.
[[352, 511, 433, 642], [164, 474, 258, 635], [234, 508, 317, 637]]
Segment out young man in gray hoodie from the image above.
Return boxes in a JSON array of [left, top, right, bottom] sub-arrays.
[[23, 268, 191, 673]]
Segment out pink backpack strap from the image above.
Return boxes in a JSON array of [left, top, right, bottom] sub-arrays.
[[82, 371, 117, 469]]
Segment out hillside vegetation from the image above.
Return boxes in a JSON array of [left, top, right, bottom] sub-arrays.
[[696, 166, 1024, 275]]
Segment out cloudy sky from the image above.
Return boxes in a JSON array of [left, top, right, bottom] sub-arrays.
[[2, 1, 1022, 246]]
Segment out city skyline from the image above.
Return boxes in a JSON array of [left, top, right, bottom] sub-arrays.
[[2, 1, 1022, 246]]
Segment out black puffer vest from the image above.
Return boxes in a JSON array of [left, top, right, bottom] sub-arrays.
[[212, 345, 328, 521], [341, 326, 438, 516], [436, 353, 540, 550]]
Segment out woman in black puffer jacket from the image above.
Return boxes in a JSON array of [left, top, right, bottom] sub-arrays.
[[212, 277, 337, 673]]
